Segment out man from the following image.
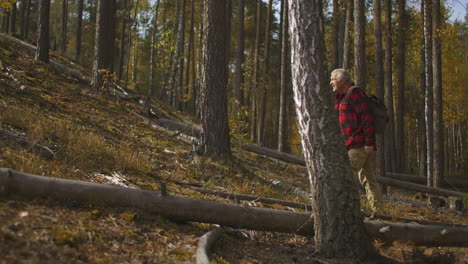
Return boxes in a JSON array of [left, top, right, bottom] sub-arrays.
[[331, 68, 382, 214]]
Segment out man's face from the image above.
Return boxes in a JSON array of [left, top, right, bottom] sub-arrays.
[[330, 73, 344, 93]]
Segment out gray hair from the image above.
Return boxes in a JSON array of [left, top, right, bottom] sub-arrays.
[[331, 69, 351, 83]]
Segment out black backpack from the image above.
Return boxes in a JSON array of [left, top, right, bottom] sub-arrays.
[[347, 87, 389, 134]]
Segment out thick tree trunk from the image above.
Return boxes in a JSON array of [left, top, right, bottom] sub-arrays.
[[288, 0, 375, 260], [384, 0, 396, 173], [432, 0, 443, 188], [395, 0, 406, 172], [2, 169, 466, 246], [174, 0, 186, 110], [200, 0, 231, 160], [277, 0, 289, 152], [75, 0, 84, 60], [257, 0, 273, 145], [35, 0, 50, 63], [92, 0, 117, 90]]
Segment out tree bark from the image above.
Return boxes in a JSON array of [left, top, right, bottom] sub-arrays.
[[35, 0, 50, 63], [384, 0, 396, 173], [395, 0, 406, 172], [424, 0, 434, 186], [418, 0, 427, 186], [61, 0, 68, 52], [92, 0, 117, 90], [2, 169, 466, 246], [332, 0, 340, 69], [118, 0, 127, 80], [147, 0, 161, 109], [432, 0, 443, 188], [235, 0, 245, 107], [373, 0, 385, 184], [25, 0, 31, 40], [288, 0, 375, 260], [75, 0, 84, 60], [250, 0, 261, 142], [184, 0, 195, 111], [257, 0, 273, 146], [342, 0, 353, 70], [200, 0, 231, 160], [277, 0, 289, 152], [10, 2, 17, 35], [354, 0, 366, 89]]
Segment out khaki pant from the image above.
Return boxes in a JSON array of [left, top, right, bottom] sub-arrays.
[[348, 147, 382, 213]]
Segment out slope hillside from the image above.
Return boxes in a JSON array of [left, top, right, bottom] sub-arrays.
[[0, 35, 467, 263]]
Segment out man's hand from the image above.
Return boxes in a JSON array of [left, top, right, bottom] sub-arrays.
[[364, 146, 374, 154]]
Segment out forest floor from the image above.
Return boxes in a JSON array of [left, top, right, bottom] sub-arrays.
[[0, 35, 467, 264]]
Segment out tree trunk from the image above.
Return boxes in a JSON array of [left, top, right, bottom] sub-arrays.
[[424, 0, 434, 186], [118, 0, 127, 80], [373, 0, 385, 185], [277, 0, 289, 152], [342, 0, 353, 70], [92, 0, 117, 90], [395, 0, 406, 172], [354, 0, 366, 89], [20, 0, 28, 39], [384, 0, 396, 173], [250, 0, 261, 142], [61, 0, 68, 52], [174, 0, 186, 110], [200, 0, 231, 160], [35, 0, 50, 63], [75, 0, 84, 61], [25, 0, 31, 40], [147, 0, 161, 109], [257, 0, 273, 145], [332, 0, 340, 69], [288, 0, 375, 260], [10, 2, 16, 35], [235, 0, 245, 107], [432, 0, 443, 188], [418, 0, 427, 181], [184, 0, 195, 111]]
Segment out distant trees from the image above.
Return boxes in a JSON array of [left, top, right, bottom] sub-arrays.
[[0, 0, 463, 184]]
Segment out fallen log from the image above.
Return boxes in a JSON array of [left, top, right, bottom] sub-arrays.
[[376, 176, 465, 198], [191, 187, 312, 211], [196, 228, 223, 264], [1, 168, 467, 246], [386, 172, 468, 190], [241, 144, 306, 166]]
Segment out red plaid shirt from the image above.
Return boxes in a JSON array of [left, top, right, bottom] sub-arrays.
[[335, 86, 375, 150]]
